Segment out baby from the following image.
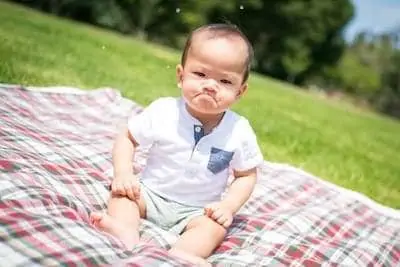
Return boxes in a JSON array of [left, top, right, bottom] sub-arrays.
[[91, 23, 263, 265]]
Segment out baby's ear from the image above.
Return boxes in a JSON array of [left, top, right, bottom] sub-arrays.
[[237, 83, 248, 99], [176, 64, 183, 88]]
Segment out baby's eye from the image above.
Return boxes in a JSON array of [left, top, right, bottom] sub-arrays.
[[193, 72, 205, 77], [220, 79, 232, 85]]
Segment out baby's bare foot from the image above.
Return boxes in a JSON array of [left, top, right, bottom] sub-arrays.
[[90, 212, 139, 249], [169, 248, 211, 266]]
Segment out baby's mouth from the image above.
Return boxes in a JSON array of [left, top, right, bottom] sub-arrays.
[[199, 93, 216, 101]]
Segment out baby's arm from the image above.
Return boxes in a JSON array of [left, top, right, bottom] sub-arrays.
[[112, 126, 138, 177], [110, 126, 141, 200], [206, 119, 262, 227], [220, 168, 257, 213], [205, 168, 257, 228], [112, 98, 162, 199]]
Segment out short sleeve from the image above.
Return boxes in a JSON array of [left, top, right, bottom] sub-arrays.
[[230, 119, 264, 171], [127, 99, 162, 147]]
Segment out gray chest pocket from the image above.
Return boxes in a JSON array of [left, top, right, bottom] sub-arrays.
[[207, 147, 234, 174]]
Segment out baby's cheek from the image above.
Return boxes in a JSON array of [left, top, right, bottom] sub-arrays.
[[182, 80, 199, 94], [219, 91, 237, 103]]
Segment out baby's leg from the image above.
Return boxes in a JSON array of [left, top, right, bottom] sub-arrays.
[[90, 194, 146, 250], [169, 216, 226, 264]]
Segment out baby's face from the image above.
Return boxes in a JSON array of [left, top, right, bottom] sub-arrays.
[[177, 36, 248, 116]]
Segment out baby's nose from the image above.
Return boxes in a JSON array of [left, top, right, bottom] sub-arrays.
[[202, 79, 217, 92], [203, 85, 216, 93]]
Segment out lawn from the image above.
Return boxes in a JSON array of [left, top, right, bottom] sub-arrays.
[[1, 1, 399, 208]]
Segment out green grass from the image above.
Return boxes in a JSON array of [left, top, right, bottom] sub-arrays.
[[1, 1, 399, 208]]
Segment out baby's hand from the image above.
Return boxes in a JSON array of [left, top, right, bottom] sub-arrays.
[[111, 173, 140, 201], [204, 202, 234, 228]]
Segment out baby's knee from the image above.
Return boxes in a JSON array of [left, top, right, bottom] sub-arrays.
[[187, 216, 228, 238], [203, 217, 228, 239]]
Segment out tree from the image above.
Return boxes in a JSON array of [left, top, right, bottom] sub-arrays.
[[9, 0, 354, 85]]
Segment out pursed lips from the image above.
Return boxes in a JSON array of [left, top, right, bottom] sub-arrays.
[[196, 92, 217, 103]]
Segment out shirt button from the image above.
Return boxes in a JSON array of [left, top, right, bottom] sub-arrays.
[[195, 126, 202, 133]]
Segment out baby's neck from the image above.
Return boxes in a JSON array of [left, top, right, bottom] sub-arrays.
[[185, 105, 225, 134], [201, 114, 224, 134]]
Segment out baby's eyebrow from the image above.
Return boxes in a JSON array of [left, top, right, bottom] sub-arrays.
[[220, 75, 233, 80], [221, 72, 238, 79], [192, 64, 240, 78]]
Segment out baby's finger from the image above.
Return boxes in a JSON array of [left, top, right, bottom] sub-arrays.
[[136, 188, 141, 200], [222, 217, 232, 228], [122, 180, 131, 192], [211, 208, 224, 221], [116, 182, 127, 196], [133, 183, 141, 200], [125, 184, 135, 200], [216, 213, 228, 225], [204, 207, 213, 217], [111, 181, 120, 194]]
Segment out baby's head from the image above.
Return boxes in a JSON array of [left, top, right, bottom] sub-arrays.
[[181, 24, 253, 84], [177, 24, 254, 116]]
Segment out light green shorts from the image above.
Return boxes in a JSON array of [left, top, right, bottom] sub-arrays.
[[141, 183, 204, 235]]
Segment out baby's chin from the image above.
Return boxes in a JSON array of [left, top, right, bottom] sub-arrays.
[[184, 96, 226, 116], [191, 104, 225, 117]]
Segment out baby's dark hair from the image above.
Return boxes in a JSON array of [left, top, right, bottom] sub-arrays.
[[181, 23, 254, 83]]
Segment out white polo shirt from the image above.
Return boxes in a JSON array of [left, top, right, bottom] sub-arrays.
[[128, 97, 263, 207]]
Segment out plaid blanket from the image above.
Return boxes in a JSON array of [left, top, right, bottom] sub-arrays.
[[0, 84, 399, 267]]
